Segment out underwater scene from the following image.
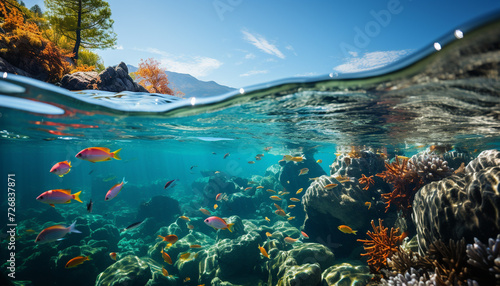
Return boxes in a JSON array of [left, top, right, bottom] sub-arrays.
[[2, 11, 500, 286]]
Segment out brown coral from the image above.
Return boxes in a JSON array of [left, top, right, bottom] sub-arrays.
[[358, 174, 375, 190], [358, 219, 407, 273], [376, 157, 422, 214]]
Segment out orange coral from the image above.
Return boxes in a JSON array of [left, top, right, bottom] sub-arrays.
[[376, 157, 422, 213], [357, 219, 406, 272], [358, 174, 375, 190]]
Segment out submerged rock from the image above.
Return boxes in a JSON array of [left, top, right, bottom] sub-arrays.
[[95, 255, 152, 286], [330, 151, 385, 178], [278, 263, 322, 286], [321, 262, 373, 286]]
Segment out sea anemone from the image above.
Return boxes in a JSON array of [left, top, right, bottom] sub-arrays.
[[466, 234, 500, 284], [427, 239, 470, 285], [407, 152, 454, 184], [380, 267, 436, 286]]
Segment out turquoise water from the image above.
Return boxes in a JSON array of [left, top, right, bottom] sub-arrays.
[[1, 12, 500, 286]]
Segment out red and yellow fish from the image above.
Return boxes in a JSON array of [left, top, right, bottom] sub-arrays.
[[299, 168, 309, 176], [75, 147, 121, 163], [36, 189, 82, 207], [35, 221, 81, 244], [65, 256, 90, 268], [109, 252, 117, 261], [50, 161, 72, 177], [338, 225, 357, 235], [258, 244, 269, 259], [161, 248, 173, 264], [105, 178, 127, 201], [204, 216, 234, 232]]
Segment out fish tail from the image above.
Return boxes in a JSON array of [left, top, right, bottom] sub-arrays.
[[158, 235, 166, 241], [68, 221, 82, 234], [122, 177, 128, 185], [67, 161, 72, 167], [353, 230, 358, 235], [227, 223, 234, 232], [112, 149, 122, 160], [73, 191, 83, 203]]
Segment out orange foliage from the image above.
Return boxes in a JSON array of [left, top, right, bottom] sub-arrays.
[[0, 1, 71, 83], [376, 157, 422, 214], [70, 64, 95, 74], [135, 58, 175, 95], [357, 219, 406, 272]]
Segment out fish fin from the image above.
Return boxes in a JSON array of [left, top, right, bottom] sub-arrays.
[[122, 177, 128, 185], [58, 175, 64, 177], [50, 204, 55, 207], [104, 157, 112, 161], [353, 230, 357, 235], [57, 189, 72, 194], [226, 223, 234, 232], [158, 235, 165, 240], [67, 161, 72, 167], [64, 200, 71, 204], [68, 221, 82, 234], [56, 238, 66, 241], [73, 191, 83, 203], [93, 147, 111, 152], [112, 148, 122, 160]]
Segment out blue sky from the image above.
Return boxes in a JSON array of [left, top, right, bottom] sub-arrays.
[[25, 0, 500, 88]]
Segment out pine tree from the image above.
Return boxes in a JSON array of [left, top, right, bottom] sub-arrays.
[[44, 0, 117, 60]]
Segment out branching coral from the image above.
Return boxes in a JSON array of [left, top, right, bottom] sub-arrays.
[[427, 239, 470, 285], [376, 157, 423, 213], [358, 219, 406, 272], [381, 267, 436, 286], [359, 174, 375, 190], [466, 235, 500, 284], [407, 152, 454, 184]]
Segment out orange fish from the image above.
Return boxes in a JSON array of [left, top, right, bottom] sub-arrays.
[[162, 267, 169, 277], [158, 234, 178, 244], [256, 186, 264, 189], [291, 156, 304, 162], [65, 256, 90, 268], [179, 252, 191, 260], [179, 216, 190, 221], [284, 237, 299, 244], [244, 187, 252, 191], [50, 160, 72, 177], [109, 252, 117, 261], [223, 153, 230, 159], [365, 202, 371, 209], [190, 244, 202, 248], [199, 208, 211, 216], [105, 178, 127, 201], [187, 224, 194, 230], [288, 205, 296, 209], [161, 249, 173, 264], [290, 198, 300, 202], [316, 159, 322, 163], [266, 189, 276, 194], [270, 196, 282, 201], [214, 204, 218, 210], [287, 216, 295, 221], [265, 217, 271, 222], [296, 188, 303, 194], [301, 231, 309, 239], [324, 183, 338, 190], [299, 168, 309, 175], [258, 244, 269, 258], [275, 209, 287, 217], [274, 203, 284, 211], [265, 232, 272, 237], [338, 225, 357, 235], [184, 277, 191, 282], [75, 147, 121, 163]]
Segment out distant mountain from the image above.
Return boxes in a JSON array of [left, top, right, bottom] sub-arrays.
[[127, 65, 235, 97]]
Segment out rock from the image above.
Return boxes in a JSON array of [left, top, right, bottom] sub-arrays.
[[330, 151, 385, 178], [321, 262, 373, 286], [136, 196, 181, 227], [279, 263, 322, 286], [412, 150, 500, 253], [59, 62, 148, 92], [0, 56, 34, 77], [95, 255, 152, 286]]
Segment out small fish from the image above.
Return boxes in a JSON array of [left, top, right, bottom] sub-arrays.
[[212, 152, 216, 155], [121, 220, 144, 232], [50, 160, 72, 177], [290, 198, 300, 202], [162, 267, 169, 277], [215, 193, 228, 201], [35, 221, 81, 244], [284, 237, 299, 244], [190, 165, 197, 170], [265, 217, 271, 222], [274, 203, 284, 211], [190, 244, 202, 248], [255, 156, 262, 161], [164, 179, 175, 189], [256, 186, 264, 189], [65, 256, 90, 268], [301, 231, 309, 239], [215, 171, 221, 174], [256, 154, 264, 157], [258, 244, 269, 259], [287, 216, 295, 221], [338, 225, 357, 235], [265, 232, 272, 237], [248, 161, 255, 164], [103, 175, 117, 182], [180, 216, 190, 221], [88, 170, 94, 175], [296, 188, 303, 194], [199, 208, 211, 216], [214, 204, 218, 210], [184, 277, 191, 282], [299, 168, 309, 176], [291, 156, 304, 162], [288, 205, 296, 209], [280, 191, 290, 195], [204, 216, 234, 232], [283, 155, 293, 161], [335, 153, 342, 156], [324, 183, 338, 190], [244, 187, 252, 191], [158, 234, 178, 244], [75, 147, 122, 163], [105, 178, 127, 201], [309, 177, 319, 181], [161, 249, 173, 264], [317, 159, 322, 163], [270, 196, 282, 201], [179, 252, 191, 260], [109, 252, 117, 261], [365, 202, 371, 209], [275, 209, 287, 217], [266, 189, 277, 194], [264, 146, 272, 151], [187, 224, 194, 230], [86, 199, 93, 213], [223, 153, 230, 159], [25, 229, 36, 233], [36, 189, 82, 207]]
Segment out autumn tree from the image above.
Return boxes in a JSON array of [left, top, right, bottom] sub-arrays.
[[135, 58, 177, 95], [44, 0, 117, 61]]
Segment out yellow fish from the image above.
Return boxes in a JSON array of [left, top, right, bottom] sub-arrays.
[[296, 188, 303, 194], [162, 267, 169, 277], [291, 156, 304, 162], [338, 225, 357, 235], [265, 217, 271, 222], [299, 168, 309, 176], [265, 232, 272, 237], [179, 252, 191, 260], [179, 216, 190, 221], [266, 189, 277, 194], [290, 198, 300, 202], [283, 155, 293, 161], [324, 183, 338, 190], [270, 196, 282, 201], [214, 204, 218, 210], [256, 186, 264, 189], [316, 159, 322, 163], [258, 244, 269, 259], [287, 217, 295, 221], [288, 205, 296, 209]]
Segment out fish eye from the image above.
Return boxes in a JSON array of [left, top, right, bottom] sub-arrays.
[[39, 196, 43, 199]]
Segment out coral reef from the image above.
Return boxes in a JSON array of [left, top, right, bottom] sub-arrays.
[[357, 219, 406, 272], [95, 255, 167, 286], [407, 152, 454, 184], [322, 262, 373, 286], [278, 263, 322, 286], [466, 234, 500, 285], [412, 150, 500, 254], [330, 150, 386, 179], [380, 267, 436, 286], [426, 239, 470, 285]]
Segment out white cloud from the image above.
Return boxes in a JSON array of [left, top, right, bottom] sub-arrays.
[[333, 50, 411, 73], [114, 45, 124, 50], [242, 29, 285, 59], [245, 53, 256, 59], [240, 70, 269, 77], [137, 48, 222, 78]]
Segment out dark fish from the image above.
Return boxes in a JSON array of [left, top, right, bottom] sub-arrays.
[[88, 170, 94, 175], [86, 199, 93, 213], [43, 138, 56, 141], [212, 152, 216, 155], [164, 179, 175, 189], [121, 220, 144, 232], [223, 153, 229, 159], [190, 165, 197, 170]]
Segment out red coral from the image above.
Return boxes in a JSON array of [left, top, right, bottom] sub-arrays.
[[357, 219, 406, 272], [376, 157, 422, 214], [358, 174, 375, 190]]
